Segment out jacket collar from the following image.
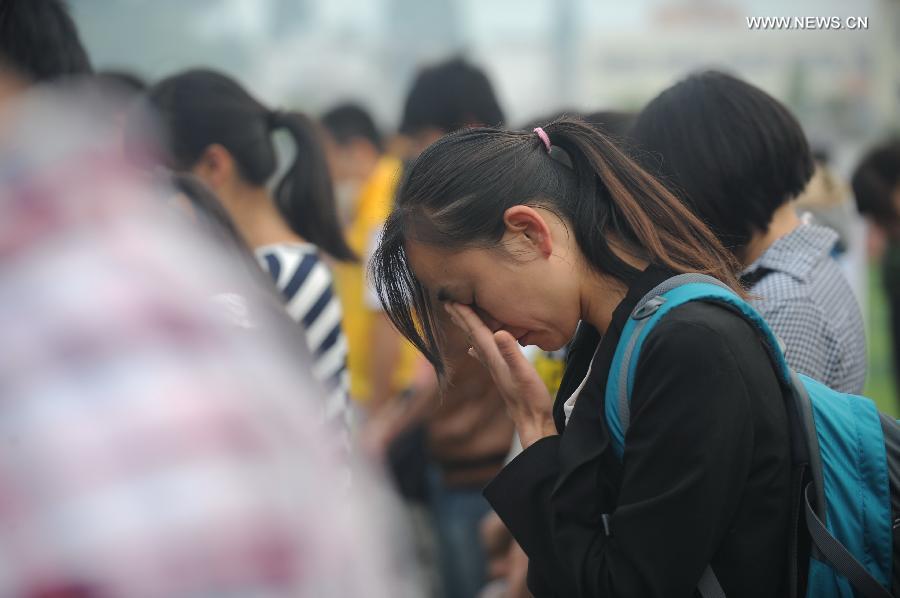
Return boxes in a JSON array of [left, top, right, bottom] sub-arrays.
[[553, 265, 676, 494], [742, 222, 838, 284]]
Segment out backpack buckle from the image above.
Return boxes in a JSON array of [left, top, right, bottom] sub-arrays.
[[632, 296, 666, 320]]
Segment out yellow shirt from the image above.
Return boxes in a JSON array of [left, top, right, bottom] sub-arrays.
[[332, 156, 418, 404]]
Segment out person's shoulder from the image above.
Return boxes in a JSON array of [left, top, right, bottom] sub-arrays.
[[642, 301, 763, 359], [752, 279, 825, 334], [634, 301, 783, 409], [258, 244, 331, 289], [752, 270, 806, 301], [256, 242, 318, 260], [655, 300, 756, 334], [630, 301, 784, 423]]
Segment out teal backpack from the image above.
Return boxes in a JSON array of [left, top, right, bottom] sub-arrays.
[[604, 273, 899, 598]]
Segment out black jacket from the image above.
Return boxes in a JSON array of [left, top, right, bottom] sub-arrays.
[[484, 266, 791, 597]]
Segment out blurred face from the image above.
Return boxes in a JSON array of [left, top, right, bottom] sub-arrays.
[[405, 206, 584, 351], [322, 132, 353, 184], [322, 133, 379, 226]]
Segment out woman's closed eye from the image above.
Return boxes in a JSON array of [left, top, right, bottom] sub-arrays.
[[470, 302, 502, 332]]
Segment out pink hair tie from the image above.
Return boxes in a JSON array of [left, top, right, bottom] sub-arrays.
[[533, 127, 551, 153]]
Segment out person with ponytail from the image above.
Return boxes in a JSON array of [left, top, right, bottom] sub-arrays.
[[135, 69, 353, 432], [372, 118, 792, 597]]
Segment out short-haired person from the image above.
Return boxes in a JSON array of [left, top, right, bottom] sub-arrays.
[[853, 139, 900, 404], [320, 103, 421, 417], [631, 71, 866, 394], [372, 118, 790, 596], [321, 102, 384, 228], [399, 56, 504, 156]]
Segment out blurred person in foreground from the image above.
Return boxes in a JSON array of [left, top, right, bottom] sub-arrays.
[[95, 70, 146, 95], [631, 70, 866, 394], [93, 70, 148, 146], [0, 61, 418, 598], [320, 103, 421, 424], [853, 139, 900, 405], [129, 69, 354, 438]]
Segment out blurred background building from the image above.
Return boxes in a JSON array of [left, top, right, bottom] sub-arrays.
[[72, 0, 898, 136]]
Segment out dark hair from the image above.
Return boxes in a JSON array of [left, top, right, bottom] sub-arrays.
[[137, 69, 354, 261], [399, 57, 505, 135], [852, 139, 900, 234], [522, 110, 582, 130], [321, 103, 383, 152], [0, 0, 92, 82], [630, 70, 814, 252], [373, 118, 743, 373], [583, 111, 636, 141]]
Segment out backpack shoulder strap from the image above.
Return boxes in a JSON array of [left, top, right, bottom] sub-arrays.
[[602, 274, 788, 598], [604, 273, 894, 598], [605, 273, 793, 459]]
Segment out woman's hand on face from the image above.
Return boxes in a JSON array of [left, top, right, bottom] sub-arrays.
[[444, 302, 557, 449]]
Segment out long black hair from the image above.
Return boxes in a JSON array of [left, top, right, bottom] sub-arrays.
[[138, 69, 354, 261], [372, 118, 743, 373]]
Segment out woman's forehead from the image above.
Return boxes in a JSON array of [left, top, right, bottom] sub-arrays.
[[406, 240, 452, 275], [405, 241, 478, 297]]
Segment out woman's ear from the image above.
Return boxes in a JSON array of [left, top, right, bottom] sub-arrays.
[[502, 205, 554, 258], [190, 144, 234, 192]]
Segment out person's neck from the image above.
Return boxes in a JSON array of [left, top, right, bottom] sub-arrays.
[[579, 244, 649, 335], [741, 203, 801, 267], [223, 185, 303, 250]]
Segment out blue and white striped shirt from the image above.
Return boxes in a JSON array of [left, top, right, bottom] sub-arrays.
[[256, 243, 350, 431]]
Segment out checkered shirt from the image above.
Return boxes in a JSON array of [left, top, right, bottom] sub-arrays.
[[744, 220, 867, 394]]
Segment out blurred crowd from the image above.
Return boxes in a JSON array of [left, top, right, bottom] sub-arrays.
[[0, 1, 898, 597]]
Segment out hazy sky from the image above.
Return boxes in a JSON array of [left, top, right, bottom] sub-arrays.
[[71, 0, 890, 138]]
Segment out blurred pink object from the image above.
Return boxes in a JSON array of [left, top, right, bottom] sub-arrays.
[[0, 85, 416, 597]]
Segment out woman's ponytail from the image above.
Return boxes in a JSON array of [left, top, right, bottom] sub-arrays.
[[541, 119, 744, 294], [269, 110, 356, 262]]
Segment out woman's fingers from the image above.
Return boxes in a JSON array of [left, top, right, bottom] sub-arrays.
[[494, 330, 550, 400], [444, 302, 488, 340], [445, 303, 508, 374], [493, 330, 533, 376], [444, 305, 553, 440]]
